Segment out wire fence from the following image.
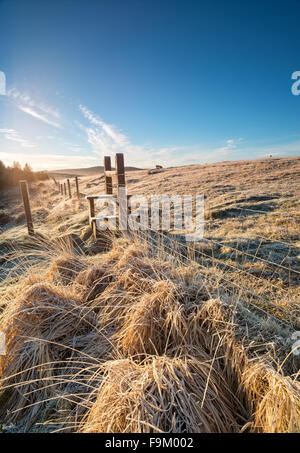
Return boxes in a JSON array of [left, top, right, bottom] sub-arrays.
[[135, 228, 299, 328]]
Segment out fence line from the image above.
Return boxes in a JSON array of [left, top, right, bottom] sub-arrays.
[[18, 153, 299, 328]]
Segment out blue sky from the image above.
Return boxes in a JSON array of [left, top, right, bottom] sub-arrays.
[[0, 0, 300, 170]]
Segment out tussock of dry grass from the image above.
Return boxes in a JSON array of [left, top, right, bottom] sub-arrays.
[[47, 255, 88, 285], [241, 361, 300, 432], [75, 265, 112, 302], [0, 282, 100, 426], [82, 355, 241, 433], [116, 281, 185, 357]]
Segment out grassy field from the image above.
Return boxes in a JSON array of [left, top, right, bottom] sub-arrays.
[[0, 155, 299, 432]]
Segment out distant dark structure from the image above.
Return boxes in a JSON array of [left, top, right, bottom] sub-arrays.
[[156, 165, 163, 169], [148, 169, 161, 175]]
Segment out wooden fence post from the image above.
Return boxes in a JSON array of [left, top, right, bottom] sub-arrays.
[[87, 197, 95, 226], [115, 153, 126, 230], [63, 182, 67, 197], [60, 184, 63, 195], [85, 196, 97, 238], [19, 180, 34, 235], [75, 176, 80, 199], [104, 156, 113, 194], [115, 153, 125, 199], [67, 179, 72, 199]]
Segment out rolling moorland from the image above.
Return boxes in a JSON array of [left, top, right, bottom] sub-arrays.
[[0, 155, 299, 432], [48, 165, 142, 179]]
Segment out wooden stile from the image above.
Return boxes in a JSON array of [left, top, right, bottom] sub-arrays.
[[104, 170, 115, 177], [89, 153, 128, 237]]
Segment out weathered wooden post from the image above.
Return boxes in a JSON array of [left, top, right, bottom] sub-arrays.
[[75, 176, 80, 200], [115, 153, 125, 199], [67, 178, 72, 199], [19, 180, 34, 235], [86, 195, 98, 239], [63, 182, 67, 197], [60, 183, 63, 195], [86, 196, 95, 226], [115, 153, 126, 230], [104, 156, 113, 194]]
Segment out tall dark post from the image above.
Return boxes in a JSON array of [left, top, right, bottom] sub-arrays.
[[19, 180, 34, 235], [75, 176, 80, 199], [87, 196, 95, 225], [67, 179, 72, 199], [115, 153, 125, 198], [104, 156, 113, 194], [115, 153, 126, 230]]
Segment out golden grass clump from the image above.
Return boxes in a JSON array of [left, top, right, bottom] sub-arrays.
[[116, 280, 186, 357], [82, 355, 241, 433], [113, 242, 149, 269], [47, 255, 88, 285], [0, 282, 99, 426], [75, 265, 112, 302], [82, 251, 179, 329], [241, 361, 300, 433], [183, 298, 235, 355], [186, 299, 300, 433]]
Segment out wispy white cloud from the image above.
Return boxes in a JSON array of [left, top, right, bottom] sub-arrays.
[[79, 104, 177, 166], [7, 87, 62, 128], [38, 103, 61, 119], [0, 128, 36, 148], [79, 105, 130, 153], [78, 104, 245, 168], [18, 105, 62, 128], [203, 138, 243, 160]]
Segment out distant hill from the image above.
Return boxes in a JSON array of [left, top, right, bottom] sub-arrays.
[[47, 165, 143, 179]]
